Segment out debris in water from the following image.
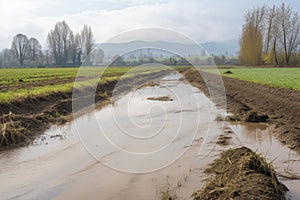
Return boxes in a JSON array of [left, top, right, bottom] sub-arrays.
[[147, 96, 173, 101], [246, 111, 268, 122]]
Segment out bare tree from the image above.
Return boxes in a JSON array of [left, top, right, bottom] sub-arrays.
[[0, 51, 2, 67], [264, 5, 276, 54], [240, 3, 300, 66], [11, 33, 29, 65], [245, 6, 266, 33], [90, 48, 104, 65], [27, 37, 42, 62], [80, 24, 95, 64], [278, 3, 300, 65], [38, 50, 44, 66], [69, 32, 81, 64], [47, 21, 73, 65], [44, 50, 51, 65], [271, 12, 281, 65], [2, 48, 15, 66]]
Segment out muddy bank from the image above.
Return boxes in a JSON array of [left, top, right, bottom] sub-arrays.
[[0, 72, 219, 200], [0, 70, 170, 149], [192, 147, 288, 200], [181, 68, 300, 154]]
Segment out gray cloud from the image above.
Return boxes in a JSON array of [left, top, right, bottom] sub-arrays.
[[0, 0, 299, 49]]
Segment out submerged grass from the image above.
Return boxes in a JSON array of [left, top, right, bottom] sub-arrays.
[[0, 113, 31, 146]]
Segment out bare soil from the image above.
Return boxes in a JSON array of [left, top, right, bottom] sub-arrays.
[[216, 134, 232, 146], [181, 67, 300, 154], [0, 70, 170, 149]]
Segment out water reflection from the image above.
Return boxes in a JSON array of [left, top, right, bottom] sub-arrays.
[[229, 122, 300, 199]]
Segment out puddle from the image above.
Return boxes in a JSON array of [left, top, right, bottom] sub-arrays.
[[0, 73, 299, 199], [227, 123, 300, 200]]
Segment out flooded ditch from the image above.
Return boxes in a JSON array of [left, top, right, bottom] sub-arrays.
[[0, 72, 299, 200]]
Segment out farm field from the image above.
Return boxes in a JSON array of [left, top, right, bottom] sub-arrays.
[[0, 66, 299, 200], [0, 67, 161, 103], [0, 66, 299, 199], [205, 68, 300, 91]]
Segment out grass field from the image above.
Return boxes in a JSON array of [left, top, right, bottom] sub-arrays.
[[0, 67, 161, 103], [205, 68, 300, 91], [1, 66, 298, 103]]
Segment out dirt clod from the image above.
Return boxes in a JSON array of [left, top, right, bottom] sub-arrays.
[[246, 111, 268, 122], [224, 70, 233, 74]]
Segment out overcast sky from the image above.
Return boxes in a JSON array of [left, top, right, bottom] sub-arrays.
[[0, 0, 299, 49]]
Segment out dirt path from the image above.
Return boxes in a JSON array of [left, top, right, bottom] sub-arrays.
[[181, 68, 300, 154]]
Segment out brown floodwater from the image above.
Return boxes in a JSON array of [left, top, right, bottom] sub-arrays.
[[228, 123, 300, 200], [0, 73, 299, 200]]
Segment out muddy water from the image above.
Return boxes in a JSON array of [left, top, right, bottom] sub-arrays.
[[0, 73, 299, 200], [228, 123, 300, 200]]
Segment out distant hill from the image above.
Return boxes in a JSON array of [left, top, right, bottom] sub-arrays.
[[98, 40, 239, 58], [201, 40, 239, 56]]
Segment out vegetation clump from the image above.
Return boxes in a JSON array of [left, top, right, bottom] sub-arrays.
[[192, 147, 287, 200], [147, 96, 173, 101], [0, 113, 32, 146], [246, 111, 269, 122]]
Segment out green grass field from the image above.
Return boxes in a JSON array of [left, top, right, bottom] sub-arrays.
[[0, 67, 149, 86], [1, 66, 298, 103], [0, 67, 161, 103], [205, 68, 300, 91]]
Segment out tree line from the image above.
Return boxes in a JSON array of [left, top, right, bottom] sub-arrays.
[[239, 3, 300, 66], [0, 21, 103, 67]]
